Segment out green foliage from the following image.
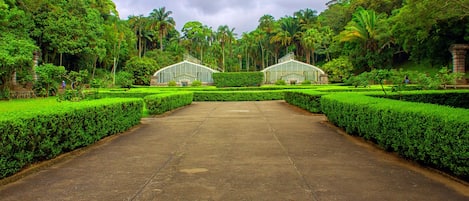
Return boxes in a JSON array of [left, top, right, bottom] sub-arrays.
[[284, 90, 326, 113], [168, 80, 177, 87], [193, 91, 284, 101], [33, 64, 67, 97], [301, 80, 311, 85], [0, 98, 143, 179], [115, 71, 134, 88], [0, 31, 37, 96], [321, 92, 469, 178], [275, 79, 287, 85], [191, 80, 202, 87], [213, 72, 264, 87], [412, 67, 464, 90], [144, 92, 193, 115], [380, 90, 469, 109], [322, 56, 354, 82], [344, 72, 371, 88], [124, 57, 158, 85]]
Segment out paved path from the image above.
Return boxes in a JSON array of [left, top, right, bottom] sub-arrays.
[[1, 101, 468, 201]]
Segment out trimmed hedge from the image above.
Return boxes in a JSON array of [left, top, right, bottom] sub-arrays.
[[321, 93, 469, 178], [90, 91, 160, 99], [0, 98, 143, 179], [212, 72, 264, 87], [381, 90, 469, 109], [144, 92, 193, 115], [284, 90, 326, 113], [193, 91, 284, 101]]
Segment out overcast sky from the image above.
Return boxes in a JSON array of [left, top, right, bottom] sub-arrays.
[[113, 0, 329, 35]]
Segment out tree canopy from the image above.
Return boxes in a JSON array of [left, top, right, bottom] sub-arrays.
[[1, 0, 467, 90]]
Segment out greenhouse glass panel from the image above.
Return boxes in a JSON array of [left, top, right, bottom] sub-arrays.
[[152, 61, 219, 86]]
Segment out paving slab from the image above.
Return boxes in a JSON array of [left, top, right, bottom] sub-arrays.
[[1, 101, 468, 201]]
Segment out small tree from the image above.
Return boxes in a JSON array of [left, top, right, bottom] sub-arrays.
[[34, 64, 66, 97], [370, 69, 393, 95], [322, 56, 354, 82], [124, 57, 158, 85]]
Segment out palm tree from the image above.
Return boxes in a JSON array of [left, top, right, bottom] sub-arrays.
[[271, 17, 300, 56], [216, 25, 235, 71], [301, 28, 321, 65], [294, 8, 318, 30], [252, 29, 267, 69], [340, 8, 380, 52], [149, 7, 175, 51], [128, 15, 146, 57]]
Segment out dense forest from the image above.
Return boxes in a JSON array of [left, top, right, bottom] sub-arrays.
[[0, 0, 468, 94]]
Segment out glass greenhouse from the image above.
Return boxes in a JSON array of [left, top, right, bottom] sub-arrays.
[[261, 59, 327, 84], [151, 60, 219, 86]]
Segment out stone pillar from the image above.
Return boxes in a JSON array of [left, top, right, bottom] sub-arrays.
[[150, 76, 158, 86], [320, 74, 329, 84], [450, 44, 469, 74]]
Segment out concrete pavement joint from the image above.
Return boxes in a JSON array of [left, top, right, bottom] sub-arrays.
[[129, 104, 217, 200], [254, 102, 320, 201]]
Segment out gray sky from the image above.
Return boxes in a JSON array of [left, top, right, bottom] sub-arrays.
[[113, 0, 329, 35]]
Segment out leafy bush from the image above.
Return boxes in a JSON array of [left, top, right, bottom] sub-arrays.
[[0, 98, 143, 179], [275, 79, 286, 85], [322, 56, 354, 82], [168, 80, 177, 86], [301, 80, 311, 85], [321, 93, 469, 179], [193, 91, 284, 101], [33, 64, 66, 97], [212, 72, 264, 87], [144, 92, 193, 115], [115, 71, 134, 88], [191, 80, 202, 87], [124, 57, 158, 85]]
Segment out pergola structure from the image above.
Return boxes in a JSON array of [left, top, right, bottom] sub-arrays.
[[151, 60, 219, 86]]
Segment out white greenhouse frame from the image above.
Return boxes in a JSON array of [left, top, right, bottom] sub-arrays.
[[261, 59, 327, 84], [152, 60, 219, 86]]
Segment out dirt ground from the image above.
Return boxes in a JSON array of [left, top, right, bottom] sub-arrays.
[[1, 101, 468, 201]]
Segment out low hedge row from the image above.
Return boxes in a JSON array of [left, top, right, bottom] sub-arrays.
[[320, 93, 469, 178], [212, 72, 264, 87], [381, 90, 469, 109], [193, 91, 284, 101], [144, 92, 193, 115], [0, 98, 143, 179], [91, 91, 160, 99], [284, 90, 326, 113]]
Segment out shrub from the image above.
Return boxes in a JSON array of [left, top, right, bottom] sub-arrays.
[[213, 72, 264, 87], [33, 64, 66, 97], [301, 80, 311, 85], [144, 92, 193, 115], [322, 56, 354, 82], [124, 57, 159, 85], [191, 80, 202, 87], [168, 80, 177, 87], [115, 71, 134, 88], [275, 79, 286, 85]]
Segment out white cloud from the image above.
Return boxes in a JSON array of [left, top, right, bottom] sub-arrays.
[[113, 0, 329, 34]]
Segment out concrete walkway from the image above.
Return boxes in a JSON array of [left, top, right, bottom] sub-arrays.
[[1, 101, 468, 201]]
